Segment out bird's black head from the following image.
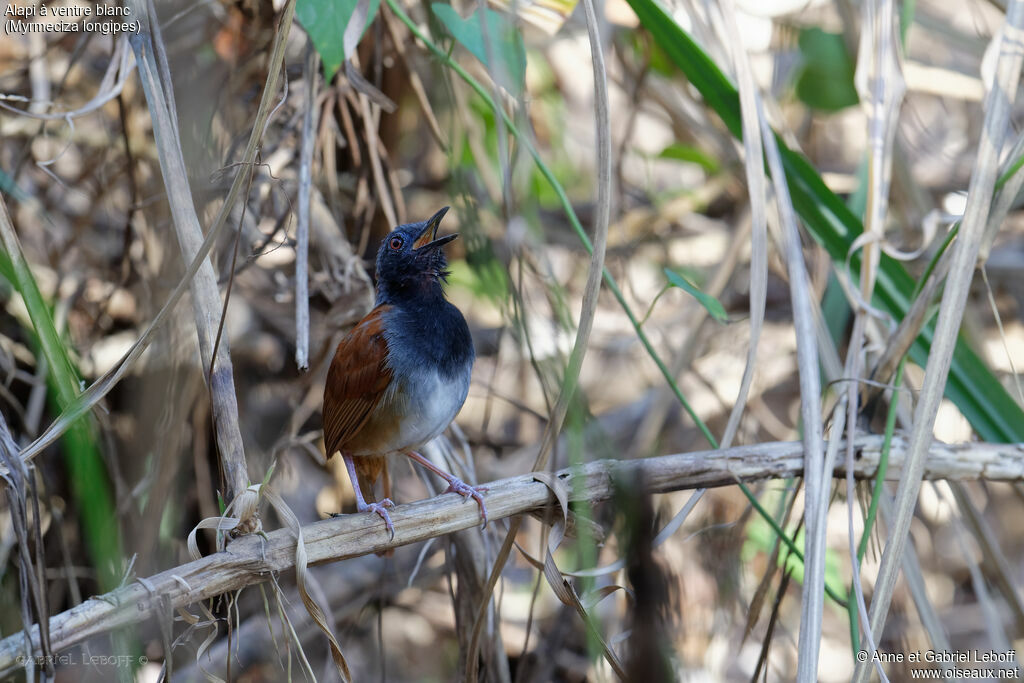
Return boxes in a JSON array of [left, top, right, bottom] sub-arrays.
[[375, 206, 457, 304]]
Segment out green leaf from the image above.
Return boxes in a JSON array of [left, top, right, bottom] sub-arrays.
[[431, 3, 526, 95], [664, 268, 728, 322], [655, 143, 720, 173], [794, 28, 859, 112], [296, 0, 381, 81], [625, 0, 1024, 443]]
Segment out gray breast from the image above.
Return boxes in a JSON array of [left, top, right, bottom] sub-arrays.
[[369, 301, 473, 455]]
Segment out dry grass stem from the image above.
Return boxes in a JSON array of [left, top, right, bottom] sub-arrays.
[[295, 40, 319, 371], [756, 89, 827, 683]]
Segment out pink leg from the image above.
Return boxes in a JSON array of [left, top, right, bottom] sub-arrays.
[[341, 454, 395, 539], [405, 451, 488, 527]]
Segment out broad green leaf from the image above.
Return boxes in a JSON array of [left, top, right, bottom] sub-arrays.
[[431, 4, 526, 95], [821, 272, 852, 348], [795, 28, 859, 112], [296, 0, 381, 81], [665, 268, 728, 322], [626, 0, 1024, 443], [656, 143, 720, 173]]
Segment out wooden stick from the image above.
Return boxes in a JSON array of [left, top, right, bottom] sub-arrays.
[[2, 434, 1023, 675]]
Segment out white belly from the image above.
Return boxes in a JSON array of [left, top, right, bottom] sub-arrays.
[[350, 364, 470, 456]]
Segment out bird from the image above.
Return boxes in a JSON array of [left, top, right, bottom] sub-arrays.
[[322, 206, 486, 538]]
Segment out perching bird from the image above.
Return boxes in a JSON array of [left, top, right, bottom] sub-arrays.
[[322, 207, 486, 537]]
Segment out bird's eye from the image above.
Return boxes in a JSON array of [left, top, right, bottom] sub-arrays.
[[389, 236, 404, 251]]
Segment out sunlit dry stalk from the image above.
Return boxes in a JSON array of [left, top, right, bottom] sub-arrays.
[[714, 0, 768, 454], [845, 0, 906, 675], [876, 492, 956, 679], [295, 42, 319, 371]]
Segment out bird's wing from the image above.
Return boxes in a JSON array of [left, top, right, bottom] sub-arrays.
[[323, 305, 393, 458]]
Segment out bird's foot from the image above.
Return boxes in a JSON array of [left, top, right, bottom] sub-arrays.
[[335, 498, 396, 540], [444, 480, 489, 528], [361, 498, 396, 540]]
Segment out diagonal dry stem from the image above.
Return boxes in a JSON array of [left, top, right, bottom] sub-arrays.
[[756, 89, 827, 683], [126, 0, 251, 506], [715, 0, 768, 453]]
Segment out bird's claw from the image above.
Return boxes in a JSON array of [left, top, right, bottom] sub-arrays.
[[356, 498, 396, 540], [444, 480, 489, 528]]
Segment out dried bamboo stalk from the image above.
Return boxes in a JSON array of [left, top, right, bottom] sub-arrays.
[[125, 0, 251, 505], [2, 435, 1023, 676]]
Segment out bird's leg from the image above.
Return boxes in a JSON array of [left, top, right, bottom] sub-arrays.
[[341, 454, 395, 540], [405, 450, 488, 527]]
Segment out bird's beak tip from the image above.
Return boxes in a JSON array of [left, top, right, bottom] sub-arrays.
[[414, 207, 454, 250]]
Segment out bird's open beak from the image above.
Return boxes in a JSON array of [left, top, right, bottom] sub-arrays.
[[413, 206, 458, 251]]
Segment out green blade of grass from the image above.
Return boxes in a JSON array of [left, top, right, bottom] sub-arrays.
[[625, 0, 1024, 442], [664, 268, 728, 323], [0, 227, 122, 592], [739, 479, 848, 607]]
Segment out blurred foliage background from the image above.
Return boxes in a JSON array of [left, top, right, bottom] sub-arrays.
[[1, 0, 1024, 680]]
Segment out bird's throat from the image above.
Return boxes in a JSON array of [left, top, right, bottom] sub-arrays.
[[377, 273, 447, 307]]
